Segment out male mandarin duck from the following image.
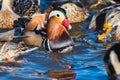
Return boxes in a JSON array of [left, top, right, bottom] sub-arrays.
[[104, 43, 120, 80], [42, 7, 74, 53], [12, 0, 40, 18], [45, 1, 86, 38], [22, 13, 46, 47], [0, 0, 20, 29], [45, 1, 89, 24], [96, 6, 120, 42]]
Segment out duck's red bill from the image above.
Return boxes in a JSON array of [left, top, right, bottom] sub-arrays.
[[62, 19, 72, 30]]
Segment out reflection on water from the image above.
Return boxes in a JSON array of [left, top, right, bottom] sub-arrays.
[[0, 0, 111, 80]]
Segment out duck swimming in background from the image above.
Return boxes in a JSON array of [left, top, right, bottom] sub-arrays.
[[45, 1, 89, 24], [97, 6, 120, 42], [90, 0, 120, 8], [43, 7, 74, 53], [0, 0, 20, 29], [12, 0, 40, 18], [104, 43, 120, 80], [89, 4, 120, 31]]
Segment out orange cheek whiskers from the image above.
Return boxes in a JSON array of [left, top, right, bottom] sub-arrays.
[[48, 25, 66, 41]]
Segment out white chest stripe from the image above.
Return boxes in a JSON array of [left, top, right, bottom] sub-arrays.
[[47, 39, 52, 52]]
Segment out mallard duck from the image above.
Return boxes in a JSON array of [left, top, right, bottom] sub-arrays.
[[45, 1, 89, 24], [89, 4, 120, 31], [97, 6, 120, 42], [42, 7, 74, 53], [22, 13, 46, 47], [104, 43, 120, 80], [0, 0, 20, 29], [12, 0, 40, 18]]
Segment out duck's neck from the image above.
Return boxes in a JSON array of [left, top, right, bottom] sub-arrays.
[[1, 0, 13, 10]]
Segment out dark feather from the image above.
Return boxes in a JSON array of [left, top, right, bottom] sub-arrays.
[[50, 31, 73, 50], [12, 0, 40, 18]]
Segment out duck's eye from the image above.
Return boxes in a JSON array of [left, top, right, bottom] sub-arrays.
[[111, 15, 114, 18], [57, 14, 60, 17]]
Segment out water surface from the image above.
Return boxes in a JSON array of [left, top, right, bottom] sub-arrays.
[[0, 0, 110, 80]]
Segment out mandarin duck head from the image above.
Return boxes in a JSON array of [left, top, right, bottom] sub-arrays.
[[97, 8, 120, 42], [104, 43, 120, 80], [45, 1, 88, 24], [43, 7, 74, 53]]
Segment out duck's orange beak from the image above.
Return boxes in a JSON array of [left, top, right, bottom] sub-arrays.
[[97, 22, 112, 40], [62, 19, 72, 30]]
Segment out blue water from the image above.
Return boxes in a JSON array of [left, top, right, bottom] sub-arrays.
[[0, 0, 110, 80]]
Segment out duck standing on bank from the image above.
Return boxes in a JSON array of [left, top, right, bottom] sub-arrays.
[[43, 7, 74, 53], [104, 43, 120, 80]]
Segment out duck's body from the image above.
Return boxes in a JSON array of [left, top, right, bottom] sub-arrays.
[[0, 0, 19, 29], [104, 43, 120, 80], [23, 13, 46, 47], [96, 5, 120, 42], [45, 1, 89, 24], [23, 31, 43, 47], [43, 8, 74, 53], [60, 1, 89, 24], [0, 42, 27, 62], [12, 0, 40, 18]]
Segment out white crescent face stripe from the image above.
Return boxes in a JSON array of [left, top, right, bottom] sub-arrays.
[[110, 50, 120, 75], [48, 10, 65, 22]]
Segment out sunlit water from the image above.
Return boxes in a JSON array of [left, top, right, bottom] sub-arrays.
[[0, 1, 110, 80]]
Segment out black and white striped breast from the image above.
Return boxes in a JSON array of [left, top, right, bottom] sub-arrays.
[[12, 0, 40, 18]]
